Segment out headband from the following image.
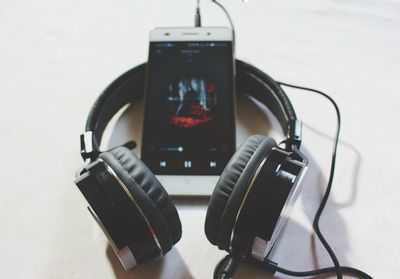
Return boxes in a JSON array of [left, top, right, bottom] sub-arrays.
[[80, 60, 301, 161]]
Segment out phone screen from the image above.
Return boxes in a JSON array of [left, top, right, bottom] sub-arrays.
[[142, 40, 235, 175]]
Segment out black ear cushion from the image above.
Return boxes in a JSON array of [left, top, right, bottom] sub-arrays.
[[205, 135, 276, 251], [99, 147, 182, 253]]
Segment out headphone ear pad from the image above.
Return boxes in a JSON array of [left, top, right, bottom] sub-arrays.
[[205, 135, 276, 251], [99, 147, 182, 254]]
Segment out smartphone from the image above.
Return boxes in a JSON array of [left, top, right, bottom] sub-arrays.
[[141, 27, 236, 196]]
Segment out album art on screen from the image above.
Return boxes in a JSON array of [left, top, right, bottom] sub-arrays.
[[166, 77, 217, 128]]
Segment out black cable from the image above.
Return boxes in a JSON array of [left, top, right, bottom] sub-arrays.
[[195, 0, 201, 27], [194, 1, 236, 50], [211, 0, 235, 33], [275, 265, 373, 279], [214, 255, 373, 279], [277, 82, 372, 279], [212, 0, 236, 50], [213, 82, 373, 279], [278, 82, 343, 278], [196, 1, 370, 278]]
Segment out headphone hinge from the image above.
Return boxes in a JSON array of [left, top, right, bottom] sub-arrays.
[[80, 131, 99, 162], [287, 120, 302, 150]]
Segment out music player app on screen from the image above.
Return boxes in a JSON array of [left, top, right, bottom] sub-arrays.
[[142, 41, 235, 175]]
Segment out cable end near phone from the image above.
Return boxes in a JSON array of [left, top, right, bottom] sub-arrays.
[[195, 7, 201, 27], [195, 0, 201, 27]]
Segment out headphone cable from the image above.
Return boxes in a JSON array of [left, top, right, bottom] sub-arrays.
[[275, 82, 372, 279], [194, 1, 371, 278], [214, 83, 373, 279], [194, 0, 236, 50], [279, 82, 343, 278]]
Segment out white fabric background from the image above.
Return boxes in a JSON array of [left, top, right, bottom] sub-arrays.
[[1, 0, 399, 278]]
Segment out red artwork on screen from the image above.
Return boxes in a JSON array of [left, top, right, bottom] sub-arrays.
[[167, 77, 217, 128], [170, 104, 212, 128]]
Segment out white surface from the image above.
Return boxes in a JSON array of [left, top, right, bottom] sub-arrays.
[[1, 0, 399, 278]]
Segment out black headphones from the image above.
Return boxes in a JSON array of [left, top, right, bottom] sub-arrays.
[[75, 60, 308, 273]]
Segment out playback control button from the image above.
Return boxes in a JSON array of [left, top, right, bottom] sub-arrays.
[[184, 161, 192, 168]]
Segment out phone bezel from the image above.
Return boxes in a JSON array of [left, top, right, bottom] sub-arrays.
[[149, 27, 233, 42]]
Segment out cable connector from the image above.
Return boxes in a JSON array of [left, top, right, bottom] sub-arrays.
[[195, 0, 201, 27]]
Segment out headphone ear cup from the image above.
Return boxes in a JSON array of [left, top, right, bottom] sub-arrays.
[[205, 135, 276, 251], [99, 147, 182, 254]]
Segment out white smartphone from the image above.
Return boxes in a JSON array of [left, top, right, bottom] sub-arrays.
[[141, 27, 236, 196]]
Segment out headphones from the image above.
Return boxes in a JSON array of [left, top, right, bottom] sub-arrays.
[[75, 60, 308, 273]]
